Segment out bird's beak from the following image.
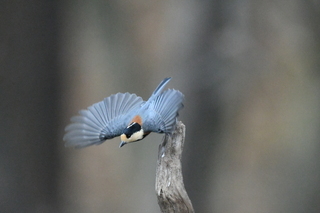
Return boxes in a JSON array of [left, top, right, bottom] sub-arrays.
[[119, 141, 127, 148]]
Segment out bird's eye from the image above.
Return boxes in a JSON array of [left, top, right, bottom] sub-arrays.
[[123, 122, 141, 138]]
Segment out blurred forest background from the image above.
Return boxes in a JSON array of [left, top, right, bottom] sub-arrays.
[[1, 0, 320, 212]]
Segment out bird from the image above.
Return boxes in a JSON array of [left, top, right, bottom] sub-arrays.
[[63, 77, 184, 148]]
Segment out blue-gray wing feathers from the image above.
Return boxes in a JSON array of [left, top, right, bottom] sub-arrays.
[[143, 89, 184, 133], [63, 78, 184, 148], [64, 93, 143, 148]]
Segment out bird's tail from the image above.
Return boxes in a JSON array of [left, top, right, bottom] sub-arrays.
[[148, 77, 171, 101]]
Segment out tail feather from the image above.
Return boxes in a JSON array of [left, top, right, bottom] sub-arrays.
[[148, 77, 171, 101]]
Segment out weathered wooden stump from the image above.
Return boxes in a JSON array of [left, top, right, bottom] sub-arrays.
[[155, 121, 194, 213]]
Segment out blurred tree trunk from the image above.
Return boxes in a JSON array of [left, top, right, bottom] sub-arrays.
[[0, 1, 60, 212], [58, 0, 320, 213], [176, 1, 320, 212]]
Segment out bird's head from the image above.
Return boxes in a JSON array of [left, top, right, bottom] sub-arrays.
[[119, 122, 144, 147]]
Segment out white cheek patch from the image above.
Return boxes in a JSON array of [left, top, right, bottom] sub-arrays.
[[120, 128, 144, 143], [127, 128, 144, 142]]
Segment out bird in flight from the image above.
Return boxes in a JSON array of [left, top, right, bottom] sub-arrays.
[[63, 77, 184, 148]]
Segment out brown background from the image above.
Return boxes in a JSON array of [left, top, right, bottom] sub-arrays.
[[1, 1, 320, 212]]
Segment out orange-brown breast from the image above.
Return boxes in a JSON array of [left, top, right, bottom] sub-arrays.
[[131, 115, 142, 125]]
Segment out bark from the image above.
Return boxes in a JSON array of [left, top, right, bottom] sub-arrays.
[[155, 121, 194, 213]]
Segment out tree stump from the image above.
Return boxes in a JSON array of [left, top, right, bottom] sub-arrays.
[[155, 121, 194, 213]]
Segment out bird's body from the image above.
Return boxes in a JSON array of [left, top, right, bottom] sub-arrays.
[[63, 77, 184, 148]]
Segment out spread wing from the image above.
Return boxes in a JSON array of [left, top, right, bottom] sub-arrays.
[[143, 89, 184, 133], [63, 93, 143, 148]]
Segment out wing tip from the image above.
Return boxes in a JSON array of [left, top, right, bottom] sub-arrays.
[[64, 137, 105, 149]]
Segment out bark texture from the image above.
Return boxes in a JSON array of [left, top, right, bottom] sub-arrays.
[[155, 121, 194, 213]]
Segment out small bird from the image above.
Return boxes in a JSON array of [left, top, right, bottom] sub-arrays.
[[63, 77, 184, 148]]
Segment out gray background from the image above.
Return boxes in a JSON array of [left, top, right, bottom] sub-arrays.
[[1, 0, 320, 212]]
